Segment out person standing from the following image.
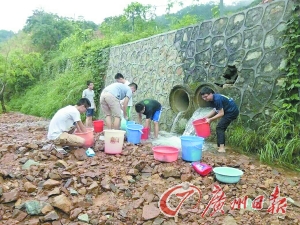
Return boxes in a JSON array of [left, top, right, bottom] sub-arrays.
[[114, 73, 134, 120], [47, 98, 91, 148], [200, 87, 239, 153], [82, 81, 96, 127], [100, 82, 138, 129], [135, 99, 162, 139]]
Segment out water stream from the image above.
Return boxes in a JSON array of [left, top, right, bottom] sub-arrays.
[[170, 111, 183, 133], [152, 107, 213, 151]]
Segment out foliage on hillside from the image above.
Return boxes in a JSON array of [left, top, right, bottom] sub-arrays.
[[0, 30, 15, 44]]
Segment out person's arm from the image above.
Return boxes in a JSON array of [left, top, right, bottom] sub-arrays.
[[138, 113, 142, 124], [75, 121, 87, 133], [205, 109, 217, 119], [206, 108, 224, 123], [82, 90, 86, 98], [122, 97, 129, 119]]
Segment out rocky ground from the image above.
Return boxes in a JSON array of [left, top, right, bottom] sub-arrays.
[[0, 112, 299, 225]]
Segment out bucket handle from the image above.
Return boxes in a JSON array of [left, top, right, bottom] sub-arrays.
[[139, 129, 144, 134]]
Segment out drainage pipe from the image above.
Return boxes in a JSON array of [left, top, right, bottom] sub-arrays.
[[169, 85, 194, 116]]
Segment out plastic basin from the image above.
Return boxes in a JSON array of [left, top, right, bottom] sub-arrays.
[[152, 146, 179, 162], [74, 128, 94, 147], [180, 136, 204, 162], [104, 130, 126, 154], [192, 118, 211, 138], [213, 167, 244, 184]]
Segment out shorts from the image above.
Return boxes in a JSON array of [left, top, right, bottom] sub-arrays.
[[152, 108, 162, 122], [100, 92, 122, 117], [86, 108, 94, 117], [53, 132, 85, 147]]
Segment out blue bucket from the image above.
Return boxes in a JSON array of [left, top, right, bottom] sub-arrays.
[[127, 124, 143, 144], [180, 136, 204, 162], [121, 119, 135, 131]]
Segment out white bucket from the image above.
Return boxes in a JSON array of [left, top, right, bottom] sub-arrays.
[[104, 130, 126, 154]]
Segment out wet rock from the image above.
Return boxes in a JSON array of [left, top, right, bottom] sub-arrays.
[[51, 194, 72, 214]]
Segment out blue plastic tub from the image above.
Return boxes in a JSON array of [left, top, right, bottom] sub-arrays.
[[127, 124, 143, 144], [180, 136, 204, 162], [213, 167, 244, 183]]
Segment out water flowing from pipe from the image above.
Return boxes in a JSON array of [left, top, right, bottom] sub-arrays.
[[183, 107, 213, 136], [170, 111, 183, 133]]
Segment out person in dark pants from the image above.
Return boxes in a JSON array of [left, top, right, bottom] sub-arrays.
[[200, 87, 239, 153], [135, 99, 162, 139]]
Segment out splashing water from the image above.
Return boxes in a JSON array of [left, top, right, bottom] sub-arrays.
[[170, 111, 183, 133], [152, 107, 213, 151], [183, 107, 213, 136]]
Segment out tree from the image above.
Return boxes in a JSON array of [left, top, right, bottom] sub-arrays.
[[124, 2, 155, 32], [0, 30, 15, 44], [23, 10, 75, 52]]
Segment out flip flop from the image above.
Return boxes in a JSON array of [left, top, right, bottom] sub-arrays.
[[55, 146, 68, 155]]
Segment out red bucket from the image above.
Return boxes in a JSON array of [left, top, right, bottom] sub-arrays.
[[93, 120, 104, 133], [192, 118, 211, 138], [141, 127, 149, 140]]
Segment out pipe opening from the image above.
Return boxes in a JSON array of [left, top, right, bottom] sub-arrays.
[[169, 85, 192, 113]]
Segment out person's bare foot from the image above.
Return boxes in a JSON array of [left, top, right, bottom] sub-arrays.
[[218, 148, 226, 153]]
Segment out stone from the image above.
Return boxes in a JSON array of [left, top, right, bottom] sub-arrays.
[[48, 187, 61, 196], [43, 210, 59, 221], [70, 208, 83, 220], [43, 179, 61, 189], [78, 213, 89, 223], [162, 167, 181, 178], [12, 209, 28, 222], [22, 159, 39, 170], [55, 160, 68, 168], [41, 204, 54, 215], [52, 194, 72, 214], [142, 203, 160, 220], [23, 200, 42, 215], [24, 182, 37, 193], [2, 189, 19, 203], [73, 149, 87, 161]]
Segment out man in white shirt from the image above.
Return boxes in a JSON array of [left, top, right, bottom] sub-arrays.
[[47, 98, 90, 147], [82, 81, 96, 127], [114, 73, 134, 120]]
